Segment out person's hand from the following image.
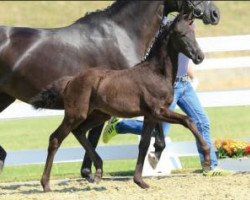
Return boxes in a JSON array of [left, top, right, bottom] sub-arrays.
[[190, 78, 199, 90]]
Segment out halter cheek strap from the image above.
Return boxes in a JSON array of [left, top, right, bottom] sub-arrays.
[[175, 0, 183, 13]]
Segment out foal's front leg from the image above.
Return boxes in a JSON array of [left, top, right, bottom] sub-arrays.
[[134, 120, 155, 189], [41, 117, 76, 192], [148, 123, 166, 169]]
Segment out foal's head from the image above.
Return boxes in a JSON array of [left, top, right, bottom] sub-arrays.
[[169, 14, 204, 64]]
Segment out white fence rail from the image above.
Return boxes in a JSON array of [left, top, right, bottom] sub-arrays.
[[1, 35, 250, 168], [1, 89, 250, 121], [198, 35, 250, 53], [191, 34, 250, 70]]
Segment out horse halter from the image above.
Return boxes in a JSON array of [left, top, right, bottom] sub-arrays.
[[186, 1, 205, 18]]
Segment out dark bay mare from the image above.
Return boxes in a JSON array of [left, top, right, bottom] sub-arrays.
[[0, 1, 220, 174], [31, 13, 207, 192]]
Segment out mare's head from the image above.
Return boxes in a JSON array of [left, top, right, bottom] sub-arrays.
[[166, 0, 220, 25], [169, 14, 204, 64]]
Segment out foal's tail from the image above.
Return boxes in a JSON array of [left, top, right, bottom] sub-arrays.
[[30, 76, 72, 110]]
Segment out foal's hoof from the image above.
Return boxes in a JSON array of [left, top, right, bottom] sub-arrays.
[[81, 168, 95, 183], [43, 186, 52, 193], [94, 169, 103, 184], [41, 182, 51, 193], [134, 179, 150, 189], [94, 175, 102, 184], [41, 178, 51, 193], [148, 152, 159, 169]]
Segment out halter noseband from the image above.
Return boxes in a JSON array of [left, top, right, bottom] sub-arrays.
[[185, 1, 205, 18]]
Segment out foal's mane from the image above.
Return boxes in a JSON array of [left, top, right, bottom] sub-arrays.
[[75, 0, 137, 24], [145, 14, 182, 61]]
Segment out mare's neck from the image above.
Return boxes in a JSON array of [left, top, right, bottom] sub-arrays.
[[164, 0, 182, 14], [111, 1, 165, 59]]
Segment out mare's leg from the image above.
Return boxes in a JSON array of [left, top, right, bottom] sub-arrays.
[[0, 92, 15, 111], [72, 112, 110, 183], [41, 117, 81, 192], [0, 92, 15, 172], [80, 124, 104, 179], [134, 120, 155, 189], [0, 146, 7, 173], [148, 123, 166, 169], [154, 108, 211, 169]]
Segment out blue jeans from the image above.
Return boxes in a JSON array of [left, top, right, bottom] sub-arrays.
[[115, 80, 218, 169]]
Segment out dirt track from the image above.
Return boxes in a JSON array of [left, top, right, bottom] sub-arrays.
[[0, 173, 250, 200]]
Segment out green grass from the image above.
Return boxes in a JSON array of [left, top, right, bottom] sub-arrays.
[[196, 1, 250, 37], [0, 106, 250, 182], [0, 1, 249, 37], [0, 1, 112, 28], [1, 106, 250, 151], [0, 116, 138, 151]]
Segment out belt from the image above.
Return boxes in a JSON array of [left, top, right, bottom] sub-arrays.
[[175, 75, 189, 82]]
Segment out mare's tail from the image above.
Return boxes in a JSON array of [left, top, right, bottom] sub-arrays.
[[30, 76, 72, 109]]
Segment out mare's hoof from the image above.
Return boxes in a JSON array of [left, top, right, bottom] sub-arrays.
[[86, 175, 95, 183], [81, 168, 95, 183], [0, 161, 4, 173], [134, 178, 150, 189], [148, 152, 159, 169], [81, 168, 91, 178]]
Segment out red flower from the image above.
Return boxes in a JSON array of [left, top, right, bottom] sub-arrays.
[[244, 146, 250, 155]]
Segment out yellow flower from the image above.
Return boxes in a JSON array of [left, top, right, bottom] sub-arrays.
[[223, 145, 233, 156], [215, 139, 223, 149], [214, 138, 250, 158]]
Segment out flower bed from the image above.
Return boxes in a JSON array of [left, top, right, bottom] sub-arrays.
[[215, 139, 250, 159]]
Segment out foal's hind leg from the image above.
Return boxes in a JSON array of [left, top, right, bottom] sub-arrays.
[[0, 92, 15, 172], [72, 112, 110, 183], [154, 108, 211, 169], [41, 117, 81, 192], [80, 124, 104, 180]]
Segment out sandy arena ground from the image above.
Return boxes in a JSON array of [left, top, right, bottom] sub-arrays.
[[0, 173, 250, 200]]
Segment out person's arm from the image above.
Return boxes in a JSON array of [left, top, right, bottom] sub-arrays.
[[188, 65, 199, 90]]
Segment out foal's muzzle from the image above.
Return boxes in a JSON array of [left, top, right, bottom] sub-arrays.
[[193, 51, 204, 65]]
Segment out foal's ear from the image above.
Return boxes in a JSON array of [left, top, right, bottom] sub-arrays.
[[183, 13, 194, 25], [183, 12, 192, 20], [183, 13, 189, 19], [188, 12, 193, 20]]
